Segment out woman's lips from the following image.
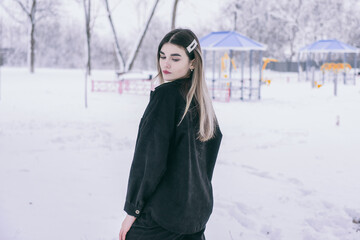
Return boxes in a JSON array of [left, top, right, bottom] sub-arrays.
[[163, 70, 171, 74]]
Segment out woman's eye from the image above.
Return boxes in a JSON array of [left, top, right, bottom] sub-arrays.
[[173, 59, 180, 62], [160, 56, 166, 59]]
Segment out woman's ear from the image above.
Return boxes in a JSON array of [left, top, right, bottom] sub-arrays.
[[189, 59, 195, 69]]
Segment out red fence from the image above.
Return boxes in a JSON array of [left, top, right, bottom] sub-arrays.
[[91, 79, 154, 95], [91, 79, 231, 102]]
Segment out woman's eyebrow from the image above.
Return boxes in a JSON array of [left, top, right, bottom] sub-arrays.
[[159, 51, 182, 57]]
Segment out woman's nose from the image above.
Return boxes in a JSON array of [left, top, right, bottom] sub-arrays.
[[164, 60, 171, 68]]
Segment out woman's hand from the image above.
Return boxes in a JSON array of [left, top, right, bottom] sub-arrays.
[[119, 214, 137, 240]]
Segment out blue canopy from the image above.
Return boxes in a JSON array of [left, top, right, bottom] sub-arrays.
[[200, 31, 266, 51], [299, 39, 358, 53]]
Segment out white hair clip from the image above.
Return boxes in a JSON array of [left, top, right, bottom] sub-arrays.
[[186, 39, 198, 53]]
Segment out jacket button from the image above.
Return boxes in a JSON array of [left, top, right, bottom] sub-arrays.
[[135, 210, 140, 214]]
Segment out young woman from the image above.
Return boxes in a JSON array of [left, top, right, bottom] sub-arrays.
[[119, 29, 222, 240]]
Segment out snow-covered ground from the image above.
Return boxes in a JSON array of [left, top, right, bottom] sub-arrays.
[[0, 67, 360, 240]]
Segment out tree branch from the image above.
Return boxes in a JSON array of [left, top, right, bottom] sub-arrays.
[[30, 0, 37, 20], [110, 0, 122, 12], [90, 2, 101, 32], [103, 0, 125, 71], [171, 0, 179, 30], [13, 0, 31, 18], [0, 2, 25, 24], [125, 0, 160, 71]]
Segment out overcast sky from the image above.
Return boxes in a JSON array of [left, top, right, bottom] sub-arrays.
[[0, 0, 234, 40], [61, 0, 233, 38], [111, 0, 231, 33]]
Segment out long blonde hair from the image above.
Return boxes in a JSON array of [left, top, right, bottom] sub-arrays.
[[156, 29, 217, 142]]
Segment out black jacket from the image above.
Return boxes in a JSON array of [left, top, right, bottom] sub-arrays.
[[124, 77, 222, 234]]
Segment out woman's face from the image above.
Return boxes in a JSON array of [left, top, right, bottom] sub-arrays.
[[159, 43, 193, 81]]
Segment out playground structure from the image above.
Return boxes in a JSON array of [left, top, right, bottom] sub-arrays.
[[316, 62, 352, 88], [261, 58, 278, 85], [298, 39, 358, 96], [200, 31, 267, 101], [220, 52, 237, 79], [215, 55, 276, 101], [321, 62, 352, 73], [216, 52, 236, 102]]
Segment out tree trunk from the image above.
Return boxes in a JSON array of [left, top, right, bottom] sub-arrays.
[[28, 20, 35, 73], [26, 0, 36, 73], [171, 0, 179, 30], [86, 24, 91, 76], [103, 0, 125, 72], [83, 0, 91, 76], [83, 0, 91, 108], [125, 0, 160, 72]]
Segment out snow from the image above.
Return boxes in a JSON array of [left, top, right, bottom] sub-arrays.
[[0, 67, 360, 240]]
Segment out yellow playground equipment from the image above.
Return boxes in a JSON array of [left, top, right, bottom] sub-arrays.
[[220, 52, 237, 79], [317, 62, 352, 88], [261, 58, 277, 85], [313, 80, 323, 88], [320, 62, 352, 73]]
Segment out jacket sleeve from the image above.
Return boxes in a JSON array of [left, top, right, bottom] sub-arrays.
[[124, 86, 177, 217]]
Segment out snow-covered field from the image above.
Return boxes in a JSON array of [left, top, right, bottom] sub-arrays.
[[0, 67, 360, 240]]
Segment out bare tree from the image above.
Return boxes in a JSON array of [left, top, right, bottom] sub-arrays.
[[171, 0, 179, 30], [103, 0, 161, 73], [79, 0, 102, 75], [25, 0, 36, 73], [3, 0, 36, 73], [0, 0, 57, 73], [125, 0, 160, 72], [83, 0, 91, 76], [81, 0, 94, 108], [103, 0, 125, 72], [79, 0, 100, 108], [8, 0, 37, 73]]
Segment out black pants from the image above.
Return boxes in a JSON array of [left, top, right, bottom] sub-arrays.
[[126, 211, 206, 240]]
